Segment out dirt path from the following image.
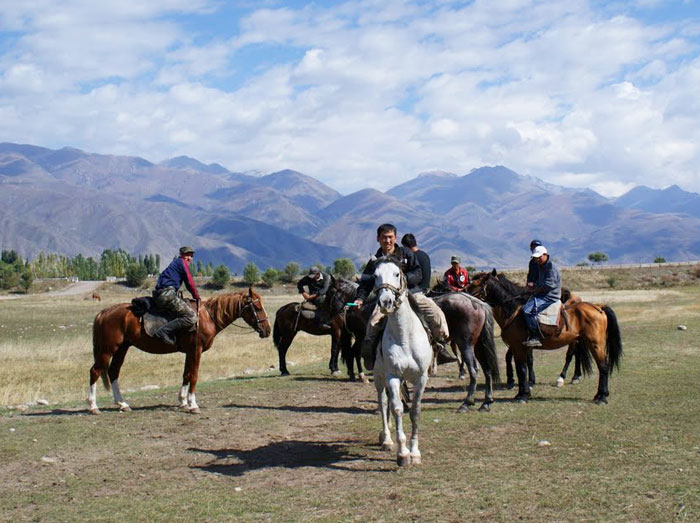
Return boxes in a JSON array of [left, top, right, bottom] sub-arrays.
[[0, 280, 102, 300]]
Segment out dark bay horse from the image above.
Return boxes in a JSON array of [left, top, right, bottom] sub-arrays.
[[88, 287, 271, 414], [431, 292, 500, 412], [273, 276, 366, 381], [469, 270, 622, 404]]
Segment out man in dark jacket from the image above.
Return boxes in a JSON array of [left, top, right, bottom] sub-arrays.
[[297, 266, 331, 328], [523, 245, 562, 347], [526, 239, 542, 290], [354, 224, 450, 370], [151, 246, 201, 345]]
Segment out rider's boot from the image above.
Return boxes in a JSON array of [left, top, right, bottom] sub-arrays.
[[524, 328, 542, 347], [152, 317, 190, 346], [435, 340, 457, 364]]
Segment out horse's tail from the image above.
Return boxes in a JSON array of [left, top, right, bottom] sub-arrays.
[[92, 311, 111, 391], [476, 305, 500, 383], [339, 330, 352, 366], [603, 305, 623, 372], [272, 309, 283, 350], [573, 338, 593, 377]]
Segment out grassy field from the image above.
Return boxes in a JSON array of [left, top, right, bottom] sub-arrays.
[[0, 281, 699, 521]]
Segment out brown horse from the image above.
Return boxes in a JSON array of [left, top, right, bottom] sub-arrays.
[[469, 270, 622, 404], [87, 286, 271, 414], [273, 276, 366, 381]]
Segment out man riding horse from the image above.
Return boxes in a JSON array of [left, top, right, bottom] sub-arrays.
[[354, 224, 450, 370], [523, 244, 561, 347], [151, 246, 201, 346], [296, 266, 331, 328]]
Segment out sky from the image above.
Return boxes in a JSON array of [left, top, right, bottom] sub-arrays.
[[0, 0, 699, 196]]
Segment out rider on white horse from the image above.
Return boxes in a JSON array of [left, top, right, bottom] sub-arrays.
[[354, 223, 450, 370]]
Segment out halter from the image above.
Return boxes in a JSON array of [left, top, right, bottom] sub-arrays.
[[375, 268, 407, 308], [231, 296, 269, 331]]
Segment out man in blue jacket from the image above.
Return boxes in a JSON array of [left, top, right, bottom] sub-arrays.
[[523, 245, 561, 347], [151, 246, 201, 345]]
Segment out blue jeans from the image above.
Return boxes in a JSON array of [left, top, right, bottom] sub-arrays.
[[523, 295, 558, 335]]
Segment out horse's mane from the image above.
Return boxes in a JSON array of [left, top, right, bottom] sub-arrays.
[[481, 272, 527, 320], [205, 290, 249, 329], [496, 273, 527, 296], [334, 277, 358, 299]]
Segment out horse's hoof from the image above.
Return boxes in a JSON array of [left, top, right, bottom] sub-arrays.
[[381, 442, 394, 451], [478, 403, 491, 412], [457, 403, 470, 413], [594, 396, 608, 405], [397, 454, 411, 467], [506, 381, 515, 390], [88, 408, 101, 415], [572, 378, 581, 385], [528, 381, 536, 387], [119, 405, 132, 412], [189, 407, 201, 414], [556, 377, 564, 387], [459, 373, 467, 381], [410, 454, 422, 465], [514, 394, 529, 403], [465, 397, 476, 407], [331, 370, 341, 377], [360, 373, 370, 385], [280, 371, 290, 377]]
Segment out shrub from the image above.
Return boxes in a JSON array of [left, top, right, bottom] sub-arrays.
[[125, 263, 148, 287], [588, 252, 608, 264], [242, 262, 260, 285], [333, 258, 356, 279], [261, 267, 280, 288], [282, 262, 300, 283], [211, 265, 230, 289], [606, 276, 616, 288], [654, 257, 666, 264]]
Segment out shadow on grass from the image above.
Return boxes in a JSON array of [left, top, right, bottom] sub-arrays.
[[223, 402, 372, 415], [21, 403, 177, 416], [190, 438, 389, 475]]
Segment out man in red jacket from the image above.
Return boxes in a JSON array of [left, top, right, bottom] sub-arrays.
[[443, 255, 469, 292], [151, 246, 201, 345]]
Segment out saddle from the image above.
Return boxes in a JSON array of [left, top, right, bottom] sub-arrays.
[[129, 297, 199, 337], [537, 300, 569, 338], [294, 301, 318, 320]]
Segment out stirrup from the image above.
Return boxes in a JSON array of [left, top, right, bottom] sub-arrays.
[[524, 337, 542, 348]]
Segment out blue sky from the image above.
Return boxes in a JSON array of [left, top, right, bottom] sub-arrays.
[[0, 0, 699, 196]]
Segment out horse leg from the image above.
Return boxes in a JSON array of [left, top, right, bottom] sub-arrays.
[[387, 376, 409, 466], [588, 338, 610, 404], [329, 337, 341, 377], [572, 350, 583, 384], [505, 347, 515, 389], [557, 344, 576, 387], [88, 349, 112, 415], [354, 338, 369, 384], [455, 341, 467, 380], [480, 364, 495, 412], [182, 346, 203, 413], [108, 344, 131, 412], [527, 347, 536, 386], [457, 345, 478, 413], [277, 334, 295, 376], [513, 346, 531, 402], [374, 372, 393, 450], [408, 374, 428, 465]]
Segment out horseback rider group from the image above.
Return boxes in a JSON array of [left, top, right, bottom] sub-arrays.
[[153, 232, 562, 358]]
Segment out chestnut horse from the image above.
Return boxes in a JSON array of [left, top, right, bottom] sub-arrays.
[[469, 270, 622, 404], [88, 287, 271, 414]]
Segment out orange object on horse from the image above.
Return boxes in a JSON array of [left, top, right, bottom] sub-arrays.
[[87, 286, 270, 414]]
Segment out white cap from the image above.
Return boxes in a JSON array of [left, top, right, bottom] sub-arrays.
[[531, 245, 548, 258]]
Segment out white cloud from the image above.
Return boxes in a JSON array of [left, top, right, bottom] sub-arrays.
[[0, 0, 698, 196]]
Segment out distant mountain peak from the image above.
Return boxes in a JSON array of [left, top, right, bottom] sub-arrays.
[[160, 155, 230, 175], [416, 170, 458, 178]]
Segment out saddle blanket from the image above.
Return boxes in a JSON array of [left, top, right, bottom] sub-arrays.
[[537, 300, 562, 326], [130, 297, 198, 337]]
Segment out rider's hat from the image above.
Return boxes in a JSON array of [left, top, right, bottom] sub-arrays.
[[450, 255, 460, 264], [531, 245, 548, 258], [179, 246, 195, 256], [529, 239, 542, 251], [308, 266, 320, 275]]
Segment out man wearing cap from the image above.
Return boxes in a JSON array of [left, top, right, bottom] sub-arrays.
[[297, 266, 332, 327], [443, 255, 470, 292], [151, 246, 201, 346], [523, 245, 561, 347], [526, 239, 542, 291]]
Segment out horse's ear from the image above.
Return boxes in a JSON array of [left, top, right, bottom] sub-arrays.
[[248, 285, 254, 296], [491, 268, 497, 276]]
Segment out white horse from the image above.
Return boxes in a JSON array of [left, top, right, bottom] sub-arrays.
[[372, 258, 433, 466]]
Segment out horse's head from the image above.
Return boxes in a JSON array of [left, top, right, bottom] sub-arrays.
[[373, 257, 406, 314], [467, 269, 497, 301], [325, 276, 358, 316], [240, 286, 271, 338]]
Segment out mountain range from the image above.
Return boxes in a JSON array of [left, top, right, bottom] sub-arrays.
[[1, 142, 699, 271]]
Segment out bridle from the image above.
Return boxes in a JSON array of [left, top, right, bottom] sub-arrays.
[[232, 296, 269, 331], [375, 266, 407, 309]]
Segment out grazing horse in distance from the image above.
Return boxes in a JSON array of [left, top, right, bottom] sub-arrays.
[[88, 286, 271, 414], [372, 258, 433, 466], [469, 270, 622, 404]]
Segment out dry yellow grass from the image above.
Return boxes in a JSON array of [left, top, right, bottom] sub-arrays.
[[0, 289, 330, 406]]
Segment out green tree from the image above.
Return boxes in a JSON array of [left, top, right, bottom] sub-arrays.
[[654, 257, 666, 264], [282, 262, 300, 283], [211, 264, 230, 289], [262, 267, 280, 288], [125, 262, 148, 287], [242, 262, 260, 285], [587, 252, 609, 264], [19, 269, 33, 292], [333, 258, 356, 279]]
